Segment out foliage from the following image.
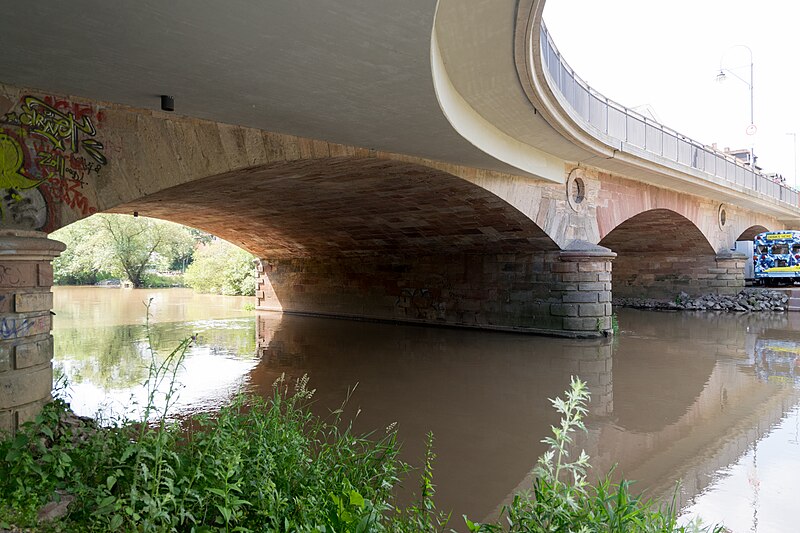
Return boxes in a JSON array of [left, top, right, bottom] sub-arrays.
[[184, 239, 256, 296], [1, 364, 720, 532], [51, 214, 196, 288], [51, 219, 116, 285], [463, 377, 724, 533], [0, 347, 407, 531]]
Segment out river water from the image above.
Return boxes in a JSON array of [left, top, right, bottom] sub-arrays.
[[52, 286, 800, 532]]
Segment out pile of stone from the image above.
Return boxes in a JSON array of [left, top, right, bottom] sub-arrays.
[[614, 288, 789, 312]]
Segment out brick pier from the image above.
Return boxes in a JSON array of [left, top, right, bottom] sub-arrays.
[[0, 231, 65, 434]]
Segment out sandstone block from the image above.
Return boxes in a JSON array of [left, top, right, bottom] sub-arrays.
[[562, 291, 600, 303], [579, 303, 606, 317], [38, 263, 54, 287], [15, 337, 53, 369], [551, 262, 578, 273], [0, 410, 13, 434], [562, 272, 601, 283], [551, 303, 579, 317], [0, 346, 10, 372], [0, 294, 11, 313], [0, 364, 52, 409], [0, 263, 37, 288], [14, 291, 53, 313], [578, 262, 606, 272], [562, 317, 600, 331]]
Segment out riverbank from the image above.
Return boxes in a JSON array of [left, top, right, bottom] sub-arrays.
[[0, 378, 718, 532], [614, 288, 790, 312]]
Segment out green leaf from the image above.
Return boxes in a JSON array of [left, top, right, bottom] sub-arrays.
[[106, 475, 117, 490], [217, 504, 232, 522], [349, 490, 365, 509], [109, 514, 123, 529]]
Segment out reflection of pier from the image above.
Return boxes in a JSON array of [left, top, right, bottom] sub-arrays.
[[251, 311, 613, 522], [250, 310, 800, 523]]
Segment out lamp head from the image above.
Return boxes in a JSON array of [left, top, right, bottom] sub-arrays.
[[715, 70, 727, 83]]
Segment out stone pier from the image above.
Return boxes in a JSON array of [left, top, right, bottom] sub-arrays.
[[0, 231, 65, 434], [612, 251, 747, 299], [255, 241, 616, 337]]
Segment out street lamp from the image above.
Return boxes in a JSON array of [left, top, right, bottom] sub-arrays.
[[716, 45, 755, 168], [788, 132, 797, 189]]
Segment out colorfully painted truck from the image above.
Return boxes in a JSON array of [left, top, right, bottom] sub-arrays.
[[753, 231, 800, 285]]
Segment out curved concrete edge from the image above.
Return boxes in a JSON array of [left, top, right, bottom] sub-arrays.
[[514, 0, 800, 225], [513, 0, 617, 159], [430, 2, 565, 184]]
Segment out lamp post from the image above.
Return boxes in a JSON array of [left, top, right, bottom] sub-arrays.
[[788, 132, 797, 189], [716, 45, 755, 168]]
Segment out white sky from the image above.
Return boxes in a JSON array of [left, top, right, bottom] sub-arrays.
[[543, 0, 800, 188]]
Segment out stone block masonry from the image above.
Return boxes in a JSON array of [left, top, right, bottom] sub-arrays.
[[255, 242, 615, 337], [0, 231, 65, 434], [612, 251, 746, 299]]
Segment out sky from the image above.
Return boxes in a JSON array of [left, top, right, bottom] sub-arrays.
[[543, 0, 800, 188]]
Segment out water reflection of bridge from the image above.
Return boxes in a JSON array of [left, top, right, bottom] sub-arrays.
[[248, 310, 800, 522]]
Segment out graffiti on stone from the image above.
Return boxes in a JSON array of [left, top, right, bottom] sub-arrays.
[[0, 317, 33, 339], [1, 95, 108, 231]]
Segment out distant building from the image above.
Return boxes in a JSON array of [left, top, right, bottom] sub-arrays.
[[718, 145, 760, 171], [724, 147, 756, 168]]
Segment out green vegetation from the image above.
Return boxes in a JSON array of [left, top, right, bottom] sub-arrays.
[[1, 363, 719, 531], [52, 214, 195, 288], [51, 214, 256, 295], [465, 377, 719, 533], [184, 240, 256, 296]]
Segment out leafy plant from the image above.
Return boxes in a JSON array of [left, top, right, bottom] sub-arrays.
[[463, 377, 724, 533], [184, 239, 256, 296]]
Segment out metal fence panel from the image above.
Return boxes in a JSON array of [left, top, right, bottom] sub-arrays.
[[626, 116, 645, 148], [704, 151, 716, 175], [726, 161, 737, 181], [537, 22, 797, 207], [573, 84, 590, 121], [607, 106, 625, 138], [663, 133, 677, 160], [690, 146, 702, 170], [645, 124, 662, 155], [744, 170, 754, 189], [677, 139, 691, 166], [588, 94, 607, 132], [735, 164, 746, 186], [715, 155, 727, 179]]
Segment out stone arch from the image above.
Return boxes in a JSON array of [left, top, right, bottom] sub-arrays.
[[101, 157, 609, 336], [106, 157, 560, 258], [599, 209, 725, 299], [736, 224, 769, 242]]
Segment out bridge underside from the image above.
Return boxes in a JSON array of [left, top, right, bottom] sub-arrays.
[[109, 158, 615, 336], [600, 209, 745, 299]]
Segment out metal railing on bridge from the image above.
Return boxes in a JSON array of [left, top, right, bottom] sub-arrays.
[[537, 23, 799, 208]]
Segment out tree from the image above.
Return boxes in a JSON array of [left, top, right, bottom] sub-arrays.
[[51, 214, 196, 288], [184, 239, 256, 296], [52, 218, 114, 285]]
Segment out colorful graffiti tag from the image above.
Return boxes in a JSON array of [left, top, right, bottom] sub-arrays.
[[0, 95, 107, 231]]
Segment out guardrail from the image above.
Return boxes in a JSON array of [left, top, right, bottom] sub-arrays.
[[537, 23, 799, 208]]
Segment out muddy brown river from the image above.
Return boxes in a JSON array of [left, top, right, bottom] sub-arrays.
[[53, 286, 800, 532]]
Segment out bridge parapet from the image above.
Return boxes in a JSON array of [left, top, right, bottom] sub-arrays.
[[524, 15, 799, 210]]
